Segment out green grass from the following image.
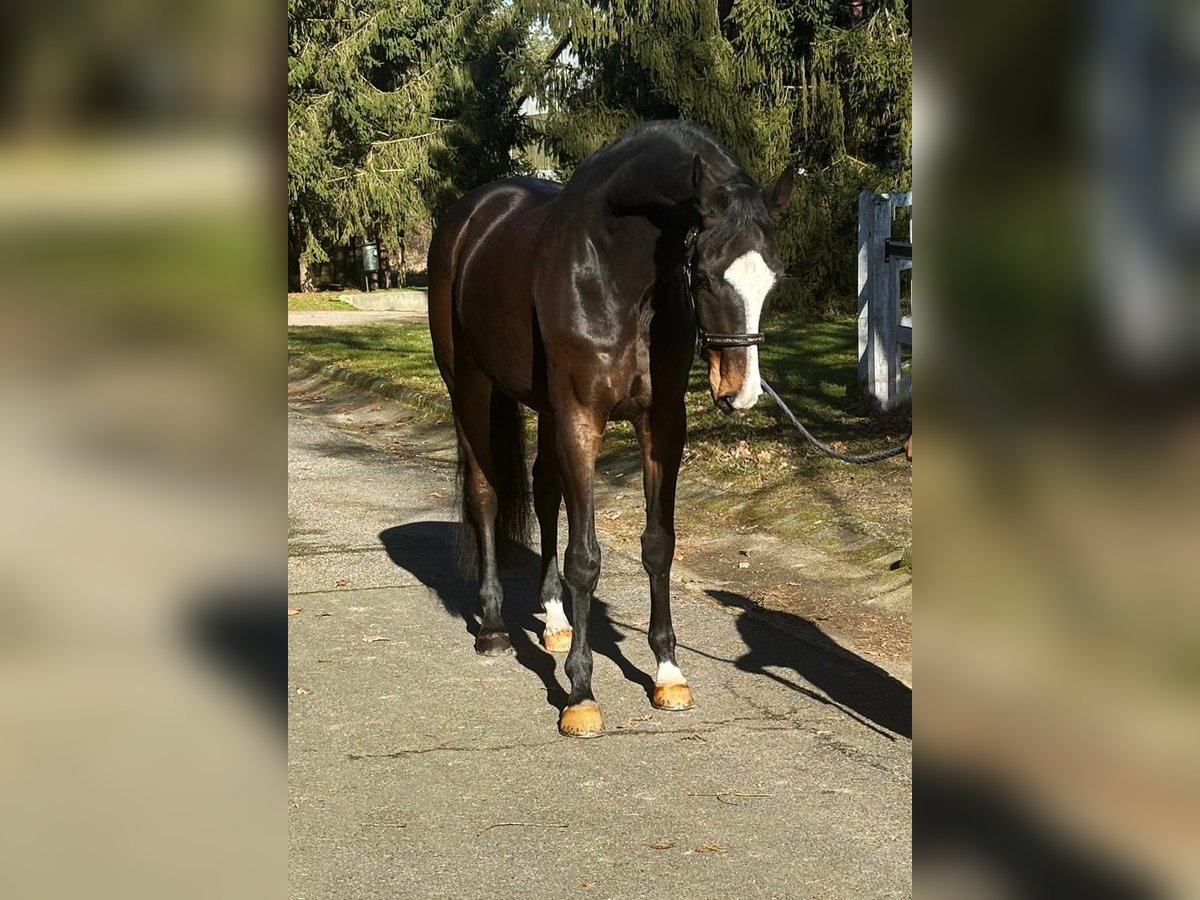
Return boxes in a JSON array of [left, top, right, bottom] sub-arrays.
[[287, 293, 355, 312], [287, 312, 910, 475]]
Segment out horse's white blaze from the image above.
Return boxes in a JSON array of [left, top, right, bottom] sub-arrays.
[[544, 598, 570, 634], [655, 660, 687, 686], [722, 250, 775, 410]]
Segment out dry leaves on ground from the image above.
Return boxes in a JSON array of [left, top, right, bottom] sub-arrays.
[[695, 843, 727, 853], [288, 606, 303, 616]]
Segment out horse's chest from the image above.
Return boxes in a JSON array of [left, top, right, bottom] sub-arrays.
[[604, 342, 653, 418]]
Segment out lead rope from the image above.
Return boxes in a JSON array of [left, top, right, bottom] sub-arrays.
[[759, 379, 908, 464]]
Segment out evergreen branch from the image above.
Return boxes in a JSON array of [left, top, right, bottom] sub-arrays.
[[328, 11, 381, 56], [370, 131, 442, 146]]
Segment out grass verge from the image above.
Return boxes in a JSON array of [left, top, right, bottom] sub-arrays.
[[288, 292, 354, 312]]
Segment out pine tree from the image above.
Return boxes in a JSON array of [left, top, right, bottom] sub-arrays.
[[517, 0, 911, 313], [288, 0, 533, 281]]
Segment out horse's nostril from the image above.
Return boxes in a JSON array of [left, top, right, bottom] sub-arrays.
[[716, 393, 736, 413]]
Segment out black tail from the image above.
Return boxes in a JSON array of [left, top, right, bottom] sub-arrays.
[[456, 391, 532, 576]]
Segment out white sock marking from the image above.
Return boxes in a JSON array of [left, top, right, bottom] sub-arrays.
[[722, 250, 775, 410], [656, 660, 687, 686], [544, 598, 570, 633]]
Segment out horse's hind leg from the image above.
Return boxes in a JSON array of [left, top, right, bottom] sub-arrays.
[[452, 368, 510, 656], [532, 412, 571, 652]]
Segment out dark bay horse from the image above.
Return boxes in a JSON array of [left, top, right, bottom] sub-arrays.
[[427, 120, 793, 737]]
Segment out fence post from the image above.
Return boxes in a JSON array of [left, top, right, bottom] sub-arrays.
[[857, 191, 872, 386], [858, 191, 901, 405]]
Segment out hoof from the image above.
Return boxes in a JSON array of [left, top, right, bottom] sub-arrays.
[[542, 627, 573, 654], [652, 683, 695, 711], [474, 630, 513, 656], [558, 701, 604, 738]]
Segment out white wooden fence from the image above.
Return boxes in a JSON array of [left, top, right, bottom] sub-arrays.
[[857, 190, 912, 408]]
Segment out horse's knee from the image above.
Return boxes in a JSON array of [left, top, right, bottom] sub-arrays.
[[640, 524, 674, 577]]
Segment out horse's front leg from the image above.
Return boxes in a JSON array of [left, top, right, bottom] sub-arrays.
[[554, 404, 606, 737], [635, 402, 693, 710]]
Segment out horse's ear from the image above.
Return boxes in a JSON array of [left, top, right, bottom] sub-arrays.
[[764, 165, 796, 214], [691, 153, 705, 192]]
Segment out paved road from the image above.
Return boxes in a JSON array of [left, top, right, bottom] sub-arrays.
[[289, 310, 426, 327], [288, 381, 912, 900]]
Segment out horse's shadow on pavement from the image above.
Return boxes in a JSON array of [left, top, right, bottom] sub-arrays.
[[378, 523, 908, 739], [706, 589, 911, 740], [379, 521, 653, 711]]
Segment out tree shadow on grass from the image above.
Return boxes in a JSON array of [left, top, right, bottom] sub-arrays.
[[378, 521, 653, 710], [707, 589, 911, 740]]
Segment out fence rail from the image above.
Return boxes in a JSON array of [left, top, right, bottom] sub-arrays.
[[857, 190, 912, 408]]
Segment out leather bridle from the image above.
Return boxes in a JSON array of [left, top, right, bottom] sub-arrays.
[[682, 227, 765, 351]]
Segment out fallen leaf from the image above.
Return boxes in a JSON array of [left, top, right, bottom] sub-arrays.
[[738, 549, 751, 557], [695, 843, 727, 853], [673, 549, 684, 560], [316, 612, 332, 617], [429, 491, 444, 499], [296, 686, 313, 695], [581, 880, 597, 889], [648, 840, 675, 850], [737, 562, 750, 569], [603, 509, 621, 520], [335, 578, 352, 588], [362, 635, 390, 643], [287, 606, 303, 616]]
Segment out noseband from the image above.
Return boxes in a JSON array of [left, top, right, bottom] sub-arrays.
[[682, 227, 765, 351]]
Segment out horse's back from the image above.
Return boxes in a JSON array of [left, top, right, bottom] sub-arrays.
[[428, 177, 559, 406]]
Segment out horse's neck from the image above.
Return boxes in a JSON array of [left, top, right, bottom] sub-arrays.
[[600, 150, 698, 218]]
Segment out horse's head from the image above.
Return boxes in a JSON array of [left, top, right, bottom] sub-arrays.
[[690, 163, 794, 415]]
